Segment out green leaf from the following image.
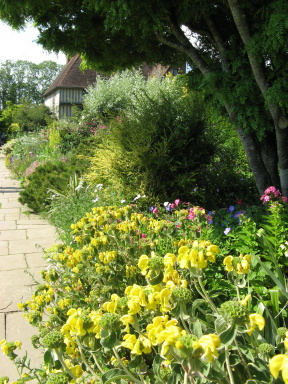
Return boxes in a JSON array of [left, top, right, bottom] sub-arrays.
[[215, 315, 227, 334], [149, 270, 164, 285], [191, 299, 206, 316], [167, 364, 182, 384], [100, 331, 117, 349], [128, 355, 142, 369], [153, 354, 163, 378], [229, 353, 241, 366], [101, 368, 131, 384], [44, 350, 53, 365], [248, 358, 271, 381], [220, 325, 237, 346]]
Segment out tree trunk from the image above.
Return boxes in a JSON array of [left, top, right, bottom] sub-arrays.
[[226, 107, 273, 194], [227, 0, 288, 195]]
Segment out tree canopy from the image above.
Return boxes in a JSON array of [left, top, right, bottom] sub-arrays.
[[1, 0, 288, 195], [0, 59, 63, 109]]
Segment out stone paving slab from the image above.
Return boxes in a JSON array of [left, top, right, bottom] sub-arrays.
[[9, 237, 57, 254], [0, 208, 21, 214], [25, 252, 47, 269], [0, 254, 27, 271], [26, 226, 57, 239], [0, 229, 27, 240], [0, 285, 35, 312], [0, 221, 17, 230], [0, 269, 34, 288], [0, 241, 9, 256]]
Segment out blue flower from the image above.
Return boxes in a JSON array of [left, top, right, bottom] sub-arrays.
[[228, 205, 235, 212]]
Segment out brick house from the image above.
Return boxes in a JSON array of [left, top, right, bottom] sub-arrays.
[[43, 55, 97, 119]]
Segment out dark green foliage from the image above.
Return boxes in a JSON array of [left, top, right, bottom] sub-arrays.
[[19, 160, 74, 213], [1, 102, 52, 135], [107, 87, 216, 202]]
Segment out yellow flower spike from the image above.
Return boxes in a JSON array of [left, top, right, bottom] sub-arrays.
[[223, 256, 234, 272], [120, 315, 135, 333], [146, 291, 160, 311], [198, 334, 221, 362], [137, 255, 150, 275], [127, 296, 142, 315], [121, 334, 137, 350], [189, 248, 199, 267], [132, 339, 142, 355], [196, 250, 207, 269], [246, 313, 265, 335], [164, 253, 176, 267], [159, 288, 172, 312], [269, 354, 288, 383], [177, 246, 190, 269]]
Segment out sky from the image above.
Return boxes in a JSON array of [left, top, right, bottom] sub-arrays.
[[0, 21, 66, 64]]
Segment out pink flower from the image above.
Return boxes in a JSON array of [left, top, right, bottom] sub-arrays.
[[260, 195, 270, 203], [264, 186, 276, 195], [274, 189, 281, 197], [141, 234, 147, 238], [282, 196, 288, 203], [174, 199, 180, 206]]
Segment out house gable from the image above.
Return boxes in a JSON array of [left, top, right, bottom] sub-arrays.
[[44, 55, 97, 119]]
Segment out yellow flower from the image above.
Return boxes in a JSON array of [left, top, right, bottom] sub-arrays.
[[71, 364, 83, 378], [246, 313, 265, 335], [159, 287, 172, 312], [0, 340, 9, 355], [269, 354, 288, 383], [196, 334, 221, 362], [121, 334, 151, 355], [120, 315, 135, 333], [138, 255, 150, 275], [223, 254, 251, 274], [240, 294, 251, 307], [223, 256, 234, 272], [103, 294, 120, 313]]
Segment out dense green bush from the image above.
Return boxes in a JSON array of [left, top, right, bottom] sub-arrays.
[[84, 70, 146, 118], [19, 160, 75, 213], [1, 102, 52, 137], [84, 71, 257, 208]]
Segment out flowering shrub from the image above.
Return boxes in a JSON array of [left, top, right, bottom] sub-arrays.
[[1, 203, 287, 384], [260, 186, 288, 204]]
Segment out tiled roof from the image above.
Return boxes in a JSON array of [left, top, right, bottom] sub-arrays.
[[44, 55, 97, 96]]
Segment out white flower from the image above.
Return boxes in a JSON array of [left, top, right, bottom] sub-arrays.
[[75, 184, 83, 191], [95, 184, 103, 191], [121, 199, 126, 203], [93, 197, 99, 203], [163, 202, 170, 207], [133, 194, 141, 201]]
